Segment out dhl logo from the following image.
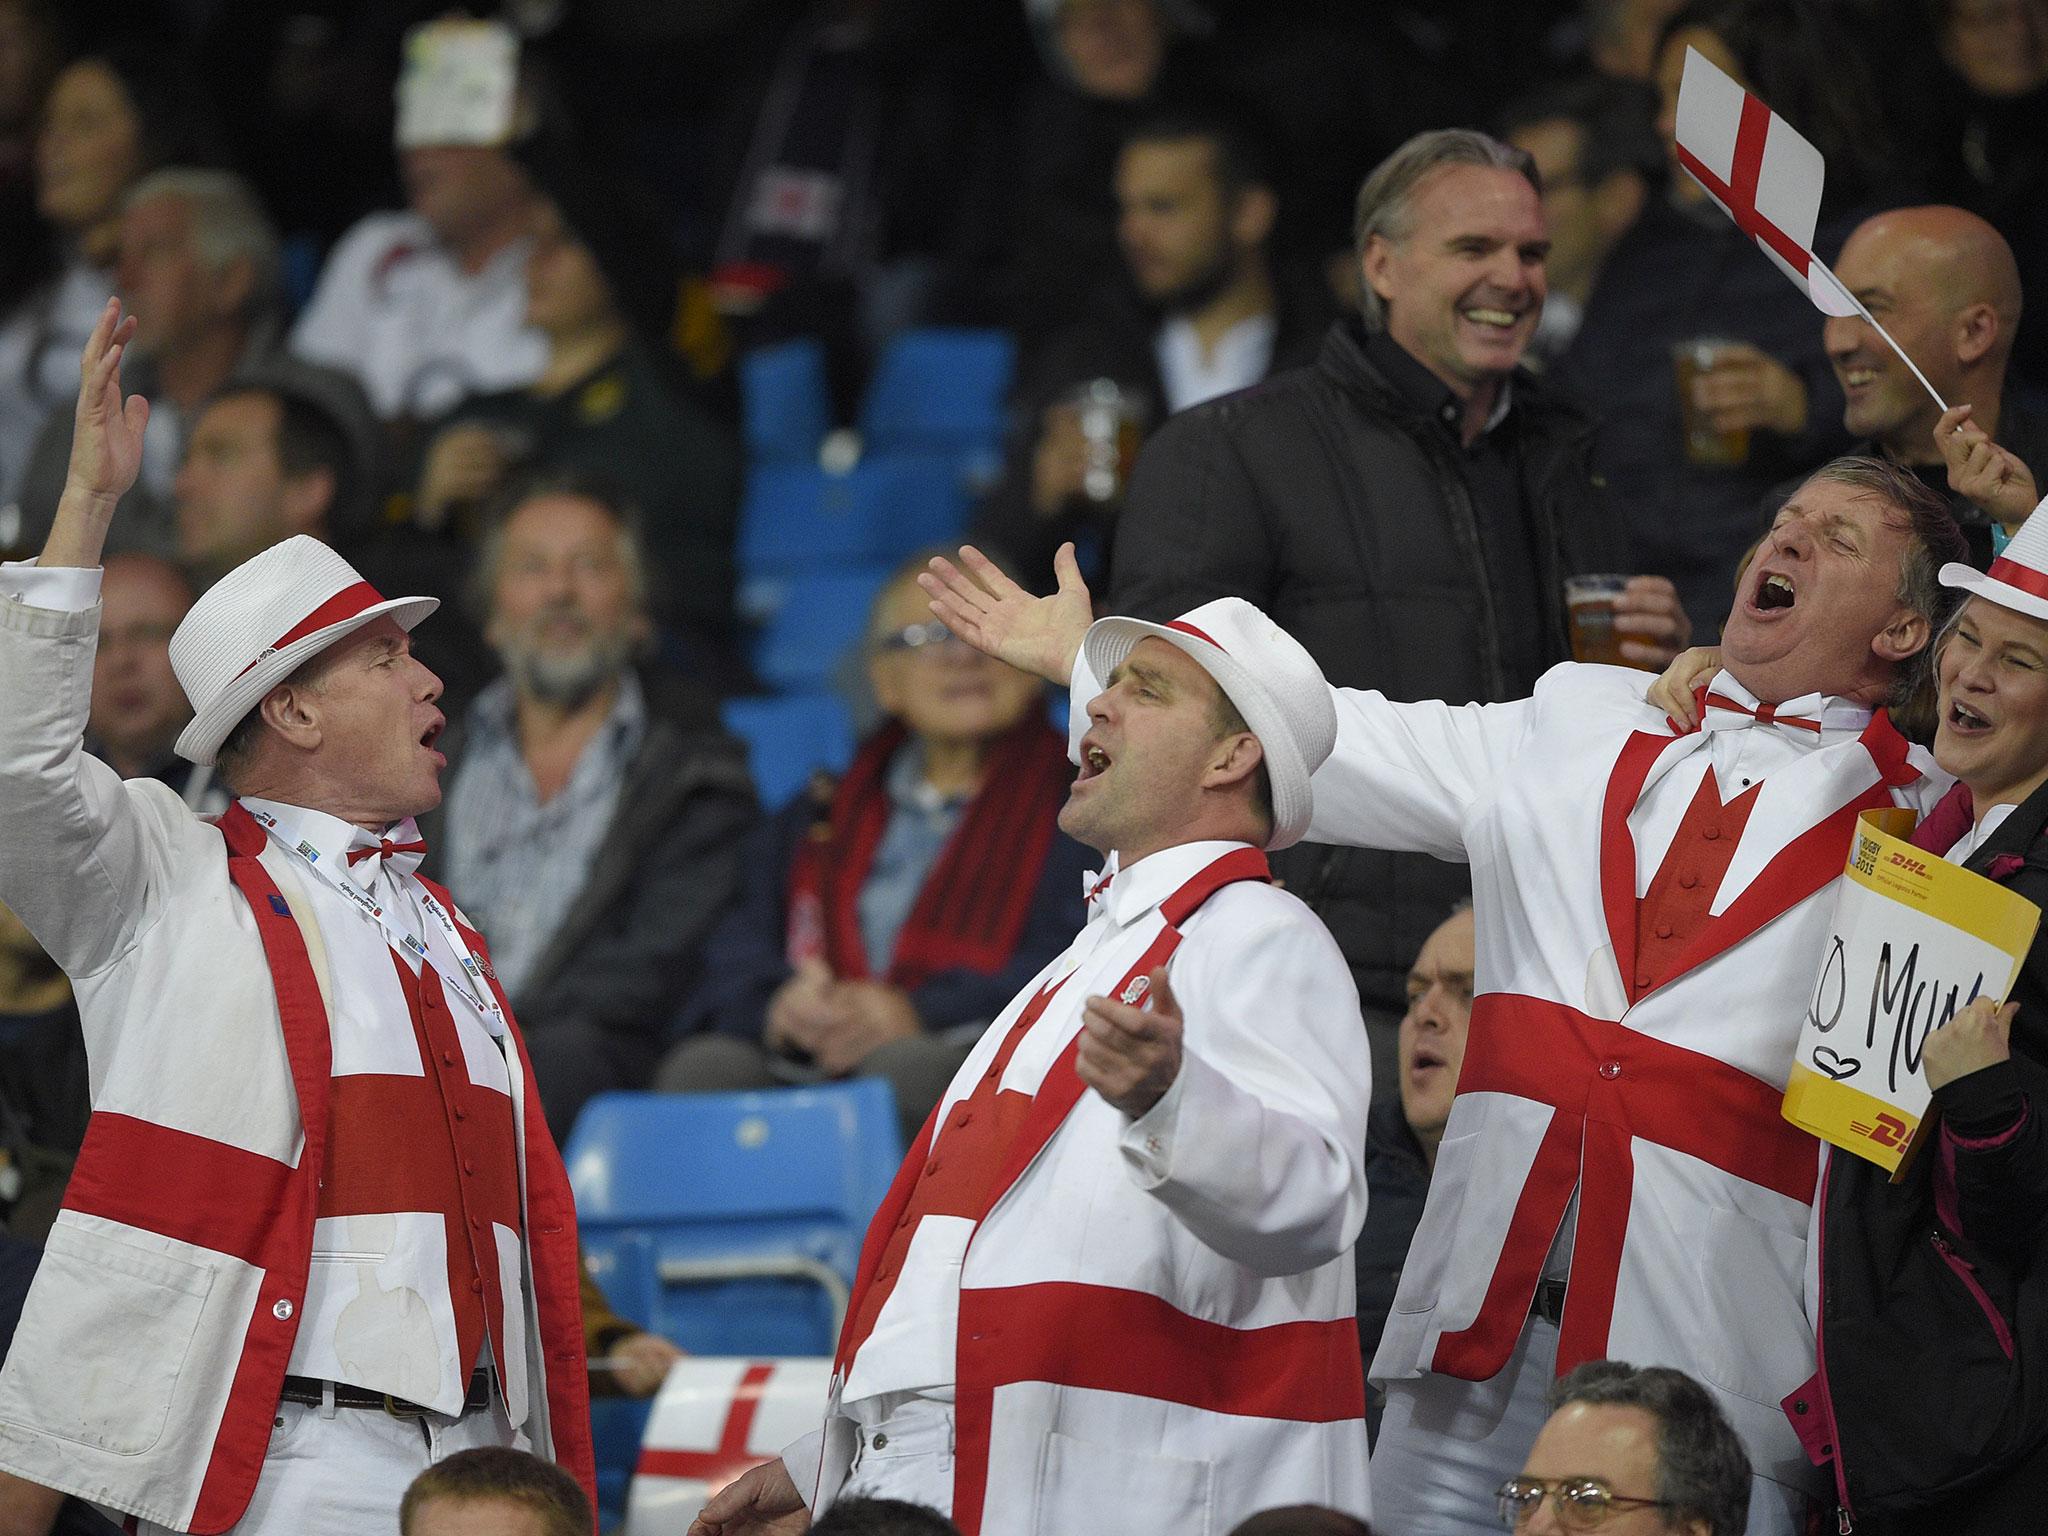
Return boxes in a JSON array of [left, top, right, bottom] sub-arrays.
[[1849, 1112, 1913, 1149], [1888, 852, 1930, 877]]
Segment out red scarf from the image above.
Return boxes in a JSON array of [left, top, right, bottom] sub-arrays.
[[786, 715, 1074, 991]]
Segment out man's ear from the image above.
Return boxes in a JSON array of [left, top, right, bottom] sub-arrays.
[[1203, 730, 1265, 794], [1232, 183, 1277, 253], [1361, 234, 1398, 311], [1954, 299, 2000, 368], [280, 467, 337, 537], [1874, 606, 1931, 664], [212, 256, 256, 323], [258, 681, 323, 751]]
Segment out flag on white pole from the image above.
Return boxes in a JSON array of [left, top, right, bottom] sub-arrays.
[[1673, 46, 1948, 410]]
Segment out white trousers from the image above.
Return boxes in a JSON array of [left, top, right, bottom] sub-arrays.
[[1369, 1318, 1806, 1536], [138, 1388, 522, 1536], [834, 1396, 956, 1517]]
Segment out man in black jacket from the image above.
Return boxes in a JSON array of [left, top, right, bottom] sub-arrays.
[[424, 471, 756, 1141], [1108, 128, 1688, 1082]]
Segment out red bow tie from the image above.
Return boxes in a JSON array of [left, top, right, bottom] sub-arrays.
[[1698, 690, 1822, 733], [346, 837, 427, 866]]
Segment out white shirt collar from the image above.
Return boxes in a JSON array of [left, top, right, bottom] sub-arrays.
[[238, 797, 424, 894], [1098, 838, 1256, 929], [1702, 669, 1872, 740], [1947, 801, 2020, 865]]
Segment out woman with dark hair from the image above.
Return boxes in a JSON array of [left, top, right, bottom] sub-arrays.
[[0, 37, 221, 511]]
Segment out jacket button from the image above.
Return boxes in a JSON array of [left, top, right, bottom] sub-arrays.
[[442, 1051, 456, 1067], [1599, 1061, 1622, 1079], [273, 1299, 294, 1320], [1703, 826, 1720, 841], [953, 1109, 972, 1128], [872, 1432, 889, 1450], [1679, 872, 1699, 889], [1654, 922, 1673, 940], [471, 1278, 485, 1294], [1793, 1399, 1809, 1414]]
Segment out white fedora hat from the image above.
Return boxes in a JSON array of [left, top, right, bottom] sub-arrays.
[[1941, 497, 2048, 624], [169, 536, 438, 766], [1080, 596, 1337, 851]]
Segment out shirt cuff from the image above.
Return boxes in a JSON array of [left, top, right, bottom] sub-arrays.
[[1117, 1048, 1208, 1189], [0, 560, 102, 612]]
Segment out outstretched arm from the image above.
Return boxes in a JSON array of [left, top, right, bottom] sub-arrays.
[[42, 298, 149, 569]]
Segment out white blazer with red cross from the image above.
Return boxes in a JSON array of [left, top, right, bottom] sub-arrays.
[[1284, 658, 1945, 1492], [0, 579, 593, 1533], [789, 840, 1374, 1536]]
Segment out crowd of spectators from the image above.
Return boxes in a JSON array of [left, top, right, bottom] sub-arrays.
[[9, 0, 2048, 1531]]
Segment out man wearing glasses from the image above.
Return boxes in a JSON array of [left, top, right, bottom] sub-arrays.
[[1501, 1361, 1749, 1535]]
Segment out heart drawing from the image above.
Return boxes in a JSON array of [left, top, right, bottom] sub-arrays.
[[1810, 1045, 1861, 1080]]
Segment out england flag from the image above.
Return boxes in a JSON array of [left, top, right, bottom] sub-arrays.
[[1672, 45, 1858, 318]]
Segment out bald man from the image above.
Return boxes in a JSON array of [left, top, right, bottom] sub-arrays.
[[1823, 204, 2047, 563]]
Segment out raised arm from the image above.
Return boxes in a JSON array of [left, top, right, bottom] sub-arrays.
[[43, 298, 149, 568], [0, 299, 166, 975]]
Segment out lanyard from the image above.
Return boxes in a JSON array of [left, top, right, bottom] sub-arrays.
[[242, 805, 506, 1034]]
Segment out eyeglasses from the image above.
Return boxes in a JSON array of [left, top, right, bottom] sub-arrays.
[[876, 620, 968, 655], [1496, 1477, 1679, 1530]]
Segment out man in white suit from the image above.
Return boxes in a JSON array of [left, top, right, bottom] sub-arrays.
[[923, 458, 1968, 1536], [694, 597, 1374, 1536], [0, 302, 593, 1534]]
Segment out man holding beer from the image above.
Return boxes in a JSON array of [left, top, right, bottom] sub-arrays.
[[1098, 126, 1689, 1091]]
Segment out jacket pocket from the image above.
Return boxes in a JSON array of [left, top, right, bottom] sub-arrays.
[[0, 1221, 212, 1455], [1693, 1207, 1811, 1406], [1391, 1130, 1479, 1314], [1931, 1231, 2015, 1359], [1033, 1430, 1214, 1536]]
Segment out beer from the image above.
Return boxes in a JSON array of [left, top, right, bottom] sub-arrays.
[[1566, 574, 1632, 667], [1673, 340, 1751, 467], [1072, 379, 1148, 503]]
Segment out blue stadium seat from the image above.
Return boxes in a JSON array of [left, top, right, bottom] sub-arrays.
[[566, 1082, 906, 1361], [751, 565, 893, 692], [738, 462, 877, 580], [723, 693, 857, 809], [741, 338, 831, 464], [739, 456, 969, 588], [858, 328, 1015, 454]]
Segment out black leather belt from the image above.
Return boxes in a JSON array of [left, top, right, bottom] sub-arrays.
[[279, 1370, 491, 1418], [1531, 1277, 1568, 1327]]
